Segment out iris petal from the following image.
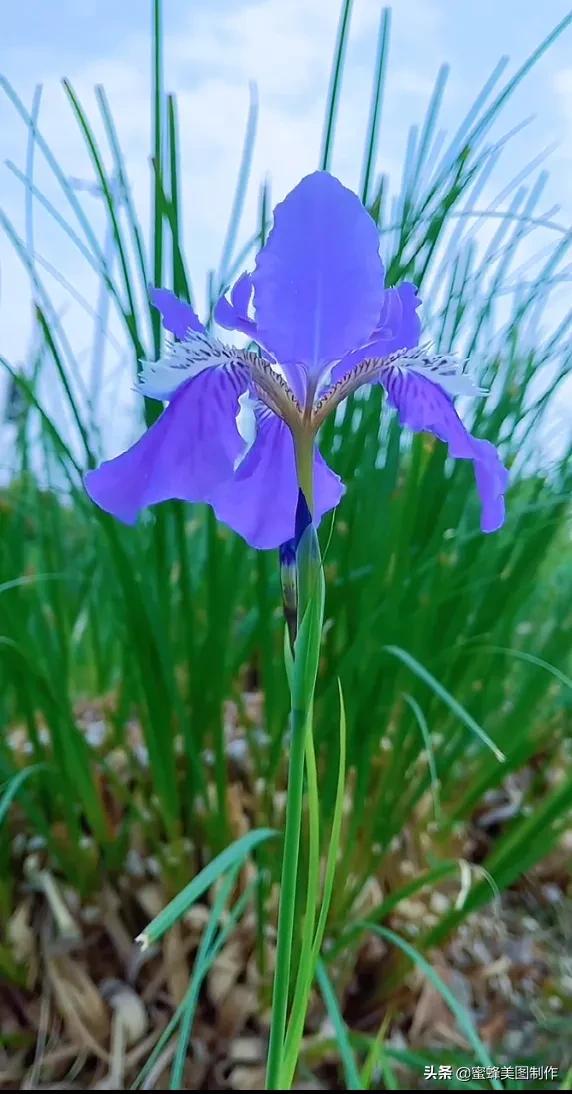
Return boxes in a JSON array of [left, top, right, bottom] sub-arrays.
[[149, 287, 204, 339], [210, 412, 344, 550], [215, 273, 306, 403], [214, 272, 258, 339], [376, 282, 421, 351], [84, 367, 245, 524], [382, 368, 508, 532], [138, 329, 256, 402], [330, 282, 421, 384], [253, 172, 384, 380]]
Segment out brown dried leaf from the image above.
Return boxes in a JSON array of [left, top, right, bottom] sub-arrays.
[[184, 902, 211, 937], [136, 882, 164, 921], [99, 886, 136, 968], [209, 937, 243, 1007], [479, 1008, 508, 1046], [7, 899, 37, 985], [217, 983, 258, 1039], [45, 953, 109, 1060], [410, 958, 473, 1047], [227, 1063, 266, 1090], [163, 922, 189, 1006], [229, 1036, 264, 1063]]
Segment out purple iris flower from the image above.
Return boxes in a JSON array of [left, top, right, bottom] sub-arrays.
[[84, 171, 508, 548]]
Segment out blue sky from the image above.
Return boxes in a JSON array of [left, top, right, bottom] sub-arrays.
[[0, 0, 571, 454]]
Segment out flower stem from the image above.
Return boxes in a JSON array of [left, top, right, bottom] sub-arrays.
[[265, 692, 309, 1089], [294, 431, 315, 514], [266, 436, 324, 1090], [280, 715, 320, 1086]]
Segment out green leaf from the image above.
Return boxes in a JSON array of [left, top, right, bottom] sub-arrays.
[[169, 866, 241, 1090], [0, 765, 48, 827], [476, 645, 572, 690], [134, 871, 258, 1090], [359, 925, 502, 1090], [320, 0, 354, 171], [384, 645, 505, 762], [316, 960, 363, 1090], [136, 829, 276, 948], [402, 693, 441, 823], [282, 679, 347, 1086]]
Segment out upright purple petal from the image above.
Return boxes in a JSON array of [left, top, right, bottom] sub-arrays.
[[376, 282, 421, 352], [330, 282, 421, 384], [215, 271, 307, 403], [210, 412, 344, 549], [84, 367, 245, 524], [214, 272, 258, 339], [150, 287, 204, 339], [253, 172, 384, 379], [230, 271, 254, 316], [382, 368, 508, 532]]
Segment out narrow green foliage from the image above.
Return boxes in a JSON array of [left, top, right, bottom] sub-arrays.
[[137, 829, 276, 949], [217, 82, 259, 288], [169, 867, 241, 1090], [360, 9, 391, 203], [360, 925, 502, 1089], [282, 679, 347, 1083], [0, 765, 48, 827], [383, 645, 506, 762], [134, 869, 258, 1090], [320, 0, 354, 171], [316, 960, 364, 1090], [267, 530, 326, 1089]]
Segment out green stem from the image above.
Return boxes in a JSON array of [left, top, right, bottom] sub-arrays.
[[265, 694, 309, 1088], [266, 431, 323, 1090], [282, 681, 346, 1084], [295, 431, 315, 513], [280, 716, 320, 1086]]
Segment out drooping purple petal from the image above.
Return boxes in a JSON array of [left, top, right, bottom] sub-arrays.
[[84, 366, 246, 524], [209, 411, 344, 549], [382, 367, 508, 532], [253, 172, 384, 380], [214, 272, 258, 339], [150, 287, 204, 339], [330, 282, 421, 384]]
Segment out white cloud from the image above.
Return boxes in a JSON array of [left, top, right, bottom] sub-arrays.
[[1, 0, 442, 386], [0, 0, 570, 462]]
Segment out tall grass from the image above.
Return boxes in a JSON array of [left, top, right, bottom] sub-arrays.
[[0, 0, 571, 1069]]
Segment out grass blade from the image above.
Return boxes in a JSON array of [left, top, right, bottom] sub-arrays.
[[383, 645, 505, 762], [316, 960, 364, 1090], [136, 828, 276, 948], [360, 925, 502, 1089], [360, 8, 391, 204], [320, 0, 354, 171]]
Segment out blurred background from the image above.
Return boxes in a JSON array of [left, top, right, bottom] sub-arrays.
[[2, 0, 572, 460], [0, 1, 571, 1089]]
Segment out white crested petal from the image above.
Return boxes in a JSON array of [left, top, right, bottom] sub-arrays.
[[137, 356, 192, 400], [417, 370, 487, 397], [138, 330, 251, 401], [396, 345, 487, 397], [311, 342, 487, 429]]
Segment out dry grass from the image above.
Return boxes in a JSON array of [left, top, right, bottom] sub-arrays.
[[2, 705, 570, 1090]]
